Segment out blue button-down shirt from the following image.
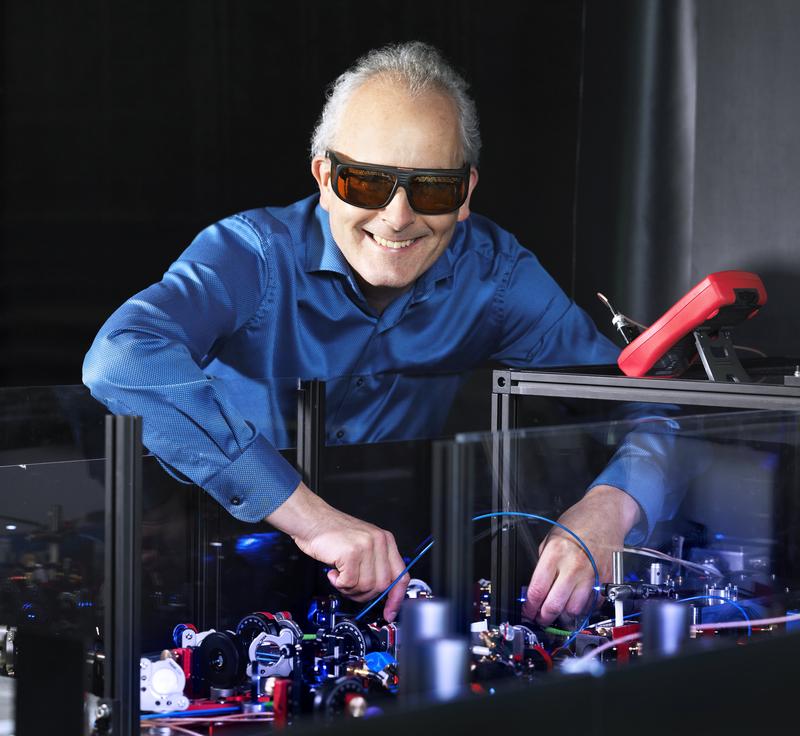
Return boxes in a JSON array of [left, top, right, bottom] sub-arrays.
[[83, 194, 679, 541]]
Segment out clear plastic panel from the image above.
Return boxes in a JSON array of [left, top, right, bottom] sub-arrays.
[[0, 386, 108, 665], [321, 367, 493, 445], [0, 457, 105, 638], [0, 385, 106, 466], [443, 407, 800, 687]]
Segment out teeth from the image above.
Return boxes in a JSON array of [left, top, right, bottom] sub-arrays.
[[372, 233, 415, 249]]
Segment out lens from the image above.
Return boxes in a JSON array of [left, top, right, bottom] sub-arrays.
[[408, 175, 467, 214], [337, 167, 395, 208]]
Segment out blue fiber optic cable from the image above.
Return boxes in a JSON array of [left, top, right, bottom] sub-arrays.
[[353, 541, 434, 622], [140, 706, 242, 720]]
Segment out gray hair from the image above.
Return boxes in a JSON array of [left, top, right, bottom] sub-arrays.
[[310, 41, 481, 166]]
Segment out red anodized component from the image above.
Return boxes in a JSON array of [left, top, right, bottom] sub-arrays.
[[611, 623, 641, 664], [272, 677, 291, 727], [170, 647, 192, 684]]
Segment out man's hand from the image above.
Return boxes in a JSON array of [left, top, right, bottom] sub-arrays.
[[266, 482, 409, 622], [521, 485, 641, 627]]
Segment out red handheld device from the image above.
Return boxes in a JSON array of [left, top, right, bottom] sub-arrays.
[[617, 270, 767, 379]]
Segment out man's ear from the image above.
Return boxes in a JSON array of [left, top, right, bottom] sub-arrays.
[[311, 155, 332, 212], [456, 166, 479, 222]]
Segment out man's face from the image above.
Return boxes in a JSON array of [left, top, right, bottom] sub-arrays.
[[312, 78, 478, 311]]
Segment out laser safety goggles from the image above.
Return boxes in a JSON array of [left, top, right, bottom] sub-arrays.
[[327, 150, 471, 215]]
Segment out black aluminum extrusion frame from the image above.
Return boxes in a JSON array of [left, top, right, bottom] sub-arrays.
[[102, 415, 142, 736], [297, 379, 326, 492]]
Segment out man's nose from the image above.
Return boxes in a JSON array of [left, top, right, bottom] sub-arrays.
[[381, 185, 416, 231]]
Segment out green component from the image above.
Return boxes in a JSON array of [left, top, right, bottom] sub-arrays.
[[543, 626, 572, 637]]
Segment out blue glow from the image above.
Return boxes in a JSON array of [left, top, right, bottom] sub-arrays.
[[365, 651, 397, 674], [714, 533, 726, 540], [235, 532, 281, 556], [760, 453, 779, 471]]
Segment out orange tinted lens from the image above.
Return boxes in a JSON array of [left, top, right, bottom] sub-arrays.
[[408, 175, 467, 213], [337, 167, 395, 207]]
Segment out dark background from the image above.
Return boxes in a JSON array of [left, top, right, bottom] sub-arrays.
[[2, 0, 799, 387]]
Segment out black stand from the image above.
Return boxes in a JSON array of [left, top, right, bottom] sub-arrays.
[[693, 327, 752, 383]]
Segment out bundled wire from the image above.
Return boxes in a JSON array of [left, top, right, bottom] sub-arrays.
[[575, 611, 800, 669], [140, 709, 275, 735], [140, 707, 243, 720], [693, 611, 800, 631], [623, 546, 723, 578]]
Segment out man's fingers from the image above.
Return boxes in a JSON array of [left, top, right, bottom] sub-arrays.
[[525, 528, 603, 626], [522, 552, 558, 621], [370, 533, 392, 599], [383, 537, 410, 622], [564, 583, 594, 622], [332, 556, 360, 592], [331, 531, 400, 607], [382, 572, 409, 623], [288, 500, 408, 614], [332, 530, 380, 593], [535, 574, 573, 626]]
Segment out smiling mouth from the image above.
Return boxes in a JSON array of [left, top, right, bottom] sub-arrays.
[[365, 231, 420, 250]]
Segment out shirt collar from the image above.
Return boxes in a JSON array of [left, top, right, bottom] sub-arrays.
[[410, 226, 460, 304], [305, 203, 352, 276], [306, 200, 460, 296]]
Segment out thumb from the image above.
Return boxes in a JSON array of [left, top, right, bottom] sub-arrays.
[[327, 568, 339, 587]]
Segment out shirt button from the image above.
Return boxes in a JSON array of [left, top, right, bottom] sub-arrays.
[[355, 377, 364, 387], [230, 496, 242, 506], [336, 430, 345, 439]]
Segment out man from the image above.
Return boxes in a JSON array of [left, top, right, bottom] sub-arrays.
[[83, 41, 662, 628]]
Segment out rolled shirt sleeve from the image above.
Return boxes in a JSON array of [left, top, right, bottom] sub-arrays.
[[82, 214, 301, 522]]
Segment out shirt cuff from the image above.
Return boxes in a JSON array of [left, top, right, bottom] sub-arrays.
[[204, 434, 302, 523]]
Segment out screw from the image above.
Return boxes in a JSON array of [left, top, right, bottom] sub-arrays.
[[95, 703, 111, 720]]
